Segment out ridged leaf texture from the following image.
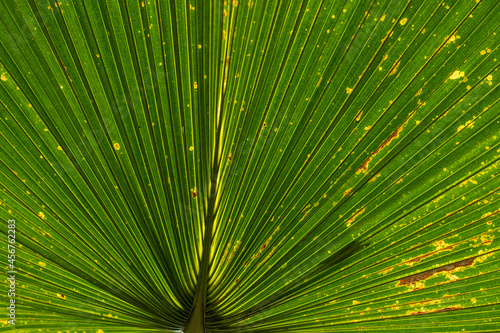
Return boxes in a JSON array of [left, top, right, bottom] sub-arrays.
[[0, 0, 499, 332]]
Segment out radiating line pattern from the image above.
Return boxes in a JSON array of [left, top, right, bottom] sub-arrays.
[[0, 0, 499, 332]]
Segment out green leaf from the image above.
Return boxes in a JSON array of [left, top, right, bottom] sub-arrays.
[[0, 0, 499, 332]]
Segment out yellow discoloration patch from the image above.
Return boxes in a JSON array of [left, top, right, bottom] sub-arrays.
[[400, 18, 407, 25], [480, 233, 494, 246], [389, 60, 400, 75], [380, 15, 386, 21], [1, 75, 6, 81], [446, 35, 459, 44], [486, 74, 493, 85], [38, 212, 45, 219], [346, 87, 353, 94], [405, 244, 454, 265], [38, 262, 46, 267], [355, 111, 362, 121], [449, 71, 464, 80], [406, 305, 462, 316], [433, 240, 450, 251], [114, 143, 120, 150], [346, 208, 365, 227], [194, 82, 198, 89], [352, 300, 359, 305], [457, 120, 474, 132], [379, 266, 393, 274]]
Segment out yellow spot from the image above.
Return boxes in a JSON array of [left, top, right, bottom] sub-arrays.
[[141, 2, 144, 6], [343, 8, 347, 13], [189, 146, 194, 151], [457, 120, 474, 132], [380, 15, 386, 21], [400, 18, 407, 25], [194, 82, 198, 89], [346, 87, 353, 94], [198, 44, 202, 49], [38, 262, 46, 267], [449, 71, 464, 80], [352, 300, 359, 305], [114, 143, 120, 150], [480, 50, 486, 55], [96, 54, 100, 58], [471, 298, 476, 304], [38, 212, 45, 219], [233, 0, 238, 5], [356, 111, 362, 121], [389, 60, 400, 75], [57, 146, 62, 150], [1, 75, 6, 81]]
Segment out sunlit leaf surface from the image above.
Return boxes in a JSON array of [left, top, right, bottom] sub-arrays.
[[0, 0, 499, 332]]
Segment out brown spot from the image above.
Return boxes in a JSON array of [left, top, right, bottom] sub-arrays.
[[57, 293, 66, 299], [357, 121, 407, 174], [406, 245, 454, 264], [408, 305, 462, 316], [192, 191, 197, 198], [398, 258, 475, 286], [357, 158, 371, 174], [263, 122, 267, 127], [228, 153, 232, 161], [346, 208, 365, 227]]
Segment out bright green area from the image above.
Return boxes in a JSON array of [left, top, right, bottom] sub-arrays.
[[0, 0, 499, 332]]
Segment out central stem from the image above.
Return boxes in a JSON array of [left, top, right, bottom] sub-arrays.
[[185, 156, 219, 333]]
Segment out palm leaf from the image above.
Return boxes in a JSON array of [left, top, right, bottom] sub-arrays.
[[1, 0, 499, 332]]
